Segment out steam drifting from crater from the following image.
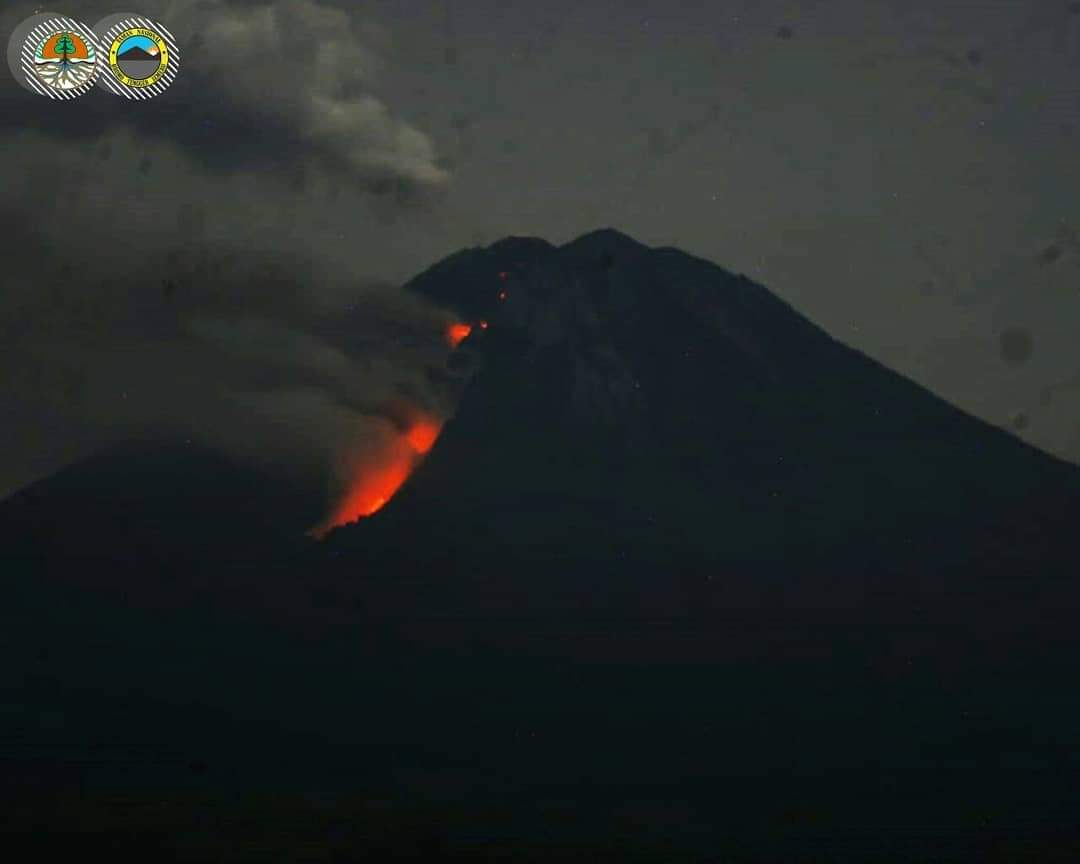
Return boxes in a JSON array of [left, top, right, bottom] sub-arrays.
[[0, 0, 455, 502]]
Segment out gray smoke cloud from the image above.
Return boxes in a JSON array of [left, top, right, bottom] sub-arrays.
[[0, 0, 460, 504]]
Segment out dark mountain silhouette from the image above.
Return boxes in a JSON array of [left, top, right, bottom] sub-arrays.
[[325, 228, 1080, 640], [1, 438, 320, 605], [4, 229, 1080, 860], [117, 45, 157, 61]]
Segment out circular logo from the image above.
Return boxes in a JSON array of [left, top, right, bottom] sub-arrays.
[[7, 14, 102, 98], [94, 14, 179, 99], [111, 29, 167, 85]]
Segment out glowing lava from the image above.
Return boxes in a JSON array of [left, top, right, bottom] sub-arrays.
[[404, 415, 440, 454], [447, 322, 472, 347], [308, 412, 443, 540]]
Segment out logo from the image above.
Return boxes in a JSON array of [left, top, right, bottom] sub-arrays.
[[6, 14, 102, 98], [94, 13, 179, 99], [111, 28, 167, 86]]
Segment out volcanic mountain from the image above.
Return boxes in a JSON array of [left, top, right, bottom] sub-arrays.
[[321, 228, 1080, 634], [4, 228, 1080, 858], [116, 45, 157, 61]]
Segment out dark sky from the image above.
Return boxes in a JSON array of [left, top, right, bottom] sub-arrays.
[[3, 0, 1080, 500]]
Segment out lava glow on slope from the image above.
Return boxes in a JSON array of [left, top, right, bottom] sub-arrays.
[[310, 315, 476, 539], [404, 416, 440, 454], [447, 322, 472, 347], [308, 413, 443, 540]]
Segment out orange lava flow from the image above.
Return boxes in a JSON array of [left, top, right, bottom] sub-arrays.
[[405, 416, 440, 454], [308, 413, 443, 540], [447, 322, 472, 348]]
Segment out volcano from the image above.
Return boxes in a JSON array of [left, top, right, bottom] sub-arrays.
[[116, 45, 157, 61], [4, 229, 1080, 859], [324, 229, 1080, 629]]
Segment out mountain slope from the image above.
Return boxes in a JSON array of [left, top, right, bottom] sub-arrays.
[[325, 228, 1080, 627]]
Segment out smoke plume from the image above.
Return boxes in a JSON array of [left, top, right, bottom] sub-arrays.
[[0, 0, 459, 514]]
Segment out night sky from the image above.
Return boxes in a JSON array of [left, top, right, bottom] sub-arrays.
[[3, 0, 1080, 500]]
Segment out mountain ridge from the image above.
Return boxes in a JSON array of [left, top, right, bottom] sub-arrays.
[[6, 228, 1079, 593], [5, 230, 1080, 857]]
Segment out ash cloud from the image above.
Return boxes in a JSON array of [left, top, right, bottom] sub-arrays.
[[0, 0, 457, 501]]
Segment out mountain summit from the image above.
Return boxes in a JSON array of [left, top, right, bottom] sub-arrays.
[[325, 229, 1080, 626]]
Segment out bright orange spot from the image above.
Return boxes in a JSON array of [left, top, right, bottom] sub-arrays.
[[447, 322, 472, 347], [405, 416, 441, 454], [308, 412, 444, 540], [308, 449, 410, 539]]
